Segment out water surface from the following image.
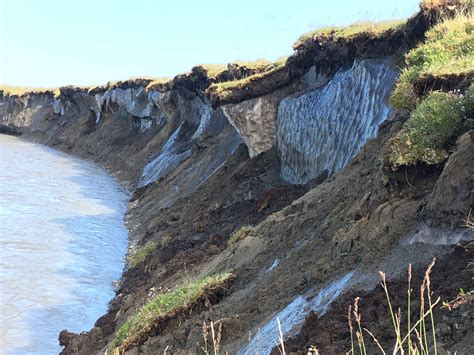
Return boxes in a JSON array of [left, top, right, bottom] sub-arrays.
[[0, 135, 129, 354]]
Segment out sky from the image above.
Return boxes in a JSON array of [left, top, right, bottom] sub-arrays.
[[0, 0, 419, 88]]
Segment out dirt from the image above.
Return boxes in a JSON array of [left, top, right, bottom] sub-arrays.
[[59, 116, 472, 354], [276, 244, 473, 354], [57, 143, 310, 354], [413, 72, 474, 98]]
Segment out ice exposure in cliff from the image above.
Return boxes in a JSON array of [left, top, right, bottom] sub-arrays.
[[278, 59, 398, 184]]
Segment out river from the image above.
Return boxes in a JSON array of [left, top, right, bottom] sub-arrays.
[[0, 135, 129, 354]]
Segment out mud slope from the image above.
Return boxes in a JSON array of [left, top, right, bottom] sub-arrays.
[[0, 1, 472, 354]]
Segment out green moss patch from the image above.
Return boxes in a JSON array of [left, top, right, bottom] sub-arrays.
[[128, 241, 157, 269], [112, 273, 233, 351]]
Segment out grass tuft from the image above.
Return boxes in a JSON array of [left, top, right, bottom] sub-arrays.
[[293, 19, 406, 50], [346, 260, 443, 355], [388, 90, 469, 167], [128, 241, 157, 269], [112, 273, 233, 351]]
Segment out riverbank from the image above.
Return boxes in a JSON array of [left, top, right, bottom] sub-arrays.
[[1, 1, 472, 353], [0, 135, 129, 354]]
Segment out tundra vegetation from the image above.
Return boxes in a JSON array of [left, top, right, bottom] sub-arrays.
[[112, 273, 233, 351], [292, 19, 407, 50], [389, 12, 474, 167]]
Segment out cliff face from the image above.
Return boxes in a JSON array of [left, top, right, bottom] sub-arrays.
[[1, 2, 472, 354]]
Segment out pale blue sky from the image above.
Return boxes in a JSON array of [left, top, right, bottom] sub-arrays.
[[0, 0, 419, 88]]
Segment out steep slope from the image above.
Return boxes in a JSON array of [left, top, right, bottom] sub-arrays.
[[0, 1, 472, 354]]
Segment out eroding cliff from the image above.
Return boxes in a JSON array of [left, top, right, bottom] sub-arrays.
[[0, 2, 472, 354]]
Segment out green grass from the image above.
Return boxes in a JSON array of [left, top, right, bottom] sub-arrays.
[[128, 241, 157, 268], [228, 225, 253, 245], [389, 90, 469, 167], [112, 273, 233, 350], [293, 19, 406, 49], [391, 13, 474, 110]]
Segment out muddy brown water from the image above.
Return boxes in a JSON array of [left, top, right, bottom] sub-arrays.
[[0, 135, 129, 354]]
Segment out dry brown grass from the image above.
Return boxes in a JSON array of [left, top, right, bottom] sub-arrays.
[[0, 85, 60, 97]]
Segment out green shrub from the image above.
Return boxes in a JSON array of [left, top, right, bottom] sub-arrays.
[[228, 225, 253, 245], [389, 91, 465, 166], [407, 91, 463, 147], [128, 241, 157, 268], [112, 273, 233, 350]]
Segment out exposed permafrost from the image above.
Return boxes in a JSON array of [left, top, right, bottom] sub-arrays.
[[137, 94, 242, 206], [404, 224, 474, 246], [239, 272, 354, 355], [139, 123, 192, 187], [278, 59, 398, 184]]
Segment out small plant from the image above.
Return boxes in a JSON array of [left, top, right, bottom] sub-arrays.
[[442, 288, 473, 310], [389, 90, 466, 167], [228, 225, 253, 245], [128, 241, 157, 268], [202, 320, 223, 355], [112, 273, 233, 351], [407, 91, 463, 148]]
